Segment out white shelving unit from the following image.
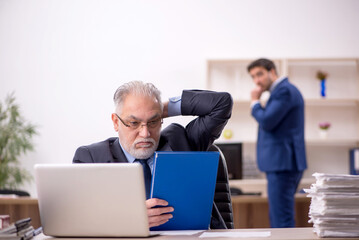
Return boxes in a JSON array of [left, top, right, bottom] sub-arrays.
[[208, 58, 359, 178]]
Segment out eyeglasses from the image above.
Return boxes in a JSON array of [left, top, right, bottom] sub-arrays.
[[115, 113, 163, 130]]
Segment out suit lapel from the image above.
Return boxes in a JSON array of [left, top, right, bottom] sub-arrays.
[[110, 138, 129, 163], [267, 78, 288, 105], [271, 78, 288, 96]]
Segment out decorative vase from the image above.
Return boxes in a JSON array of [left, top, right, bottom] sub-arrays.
[[319, 129, 328, 139], [320, 79, 326, 98]]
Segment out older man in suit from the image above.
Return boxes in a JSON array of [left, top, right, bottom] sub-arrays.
[[248, 59, 307, 228], [73, 81, 233, 229]]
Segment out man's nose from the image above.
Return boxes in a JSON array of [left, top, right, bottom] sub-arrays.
[[138, 124, 151, 137]]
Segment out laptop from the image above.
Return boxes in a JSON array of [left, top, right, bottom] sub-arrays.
[[34, 163, 150, 237]]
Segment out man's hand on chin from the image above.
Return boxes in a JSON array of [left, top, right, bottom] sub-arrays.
[[251, 85, 263, 101], [146, 198, 174, 228]]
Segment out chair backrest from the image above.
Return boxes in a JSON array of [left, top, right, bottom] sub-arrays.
[[161, 123, 234, 228], [209, 144, 234, 229]]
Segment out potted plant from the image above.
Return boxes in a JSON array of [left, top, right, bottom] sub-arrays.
[[318, 121, 331, 139], [0, 93, 37, 195]]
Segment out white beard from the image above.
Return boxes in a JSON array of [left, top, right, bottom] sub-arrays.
[[128, 138, 158, 159]]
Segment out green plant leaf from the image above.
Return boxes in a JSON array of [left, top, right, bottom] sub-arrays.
[[0, 93, 37, 190]]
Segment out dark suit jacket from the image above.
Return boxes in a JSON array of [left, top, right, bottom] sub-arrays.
[[251, 78, 307, 172], [73, 90, 233, 229]]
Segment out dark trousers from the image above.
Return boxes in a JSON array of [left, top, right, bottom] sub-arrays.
[[266, 170, 303, 228]]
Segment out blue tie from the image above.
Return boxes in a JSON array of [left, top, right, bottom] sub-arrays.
[[134, 159, 151, 199]]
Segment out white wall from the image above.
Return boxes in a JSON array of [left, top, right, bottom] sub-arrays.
[[1, 0, 359, 196]]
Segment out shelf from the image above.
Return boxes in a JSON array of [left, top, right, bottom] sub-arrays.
[[233, 100, 251, 105], [215, 139, 255, 144], [229, 177, 315, 196], [305, 98, 359, 106], [232, 98, 359, 105], [216, 138, 359, 146], [232, 98, 359, 107], [286, 58, 358, 66], [305, 138, 359, 146]]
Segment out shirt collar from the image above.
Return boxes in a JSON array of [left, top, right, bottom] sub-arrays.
[[119, 141, 136, 163], [269, 76, 286, 92]]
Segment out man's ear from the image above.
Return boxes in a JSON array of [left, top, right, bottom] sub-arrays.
[[111, 113, 119, 132], [270, 68, 278, 79]]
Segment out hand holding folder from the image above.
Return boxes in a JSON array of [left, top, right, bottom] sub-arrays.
[[146, 198, 174, 228]]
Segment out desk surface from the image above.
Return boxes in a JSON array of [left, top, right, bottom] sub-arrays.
[[0, 197, 38, 204], [33, 228, 359, 240]]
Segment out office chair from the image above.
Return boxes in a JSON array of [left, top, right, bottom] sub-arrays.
[[209, 144, 234, 229], [160, 123, 234, 229]]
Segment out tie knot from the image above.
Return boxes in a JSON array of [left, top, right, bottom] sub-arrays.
[[135, 159, 149, 164]]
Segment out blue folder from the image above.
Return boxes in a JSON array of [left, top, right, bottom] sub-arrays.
[[150, 151, 219, 231]]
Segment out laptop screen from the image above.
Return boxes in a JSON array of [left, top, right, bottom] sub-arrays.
[[35, 163, 150, 237]]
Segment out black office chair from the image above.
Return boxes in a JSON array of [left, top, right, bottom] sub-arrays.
[[161, 123, 234, 229], [209, 144, 234, 229]]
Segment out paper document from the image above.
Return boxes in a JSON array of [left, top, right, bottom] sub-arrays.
[[199, 231, 271, 238], [305, 172, 359, 237], [151, 230, 203, 235]]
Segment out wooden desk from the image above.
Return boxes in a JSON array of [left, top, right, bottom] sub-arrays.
[[0, 197, 41, 228], [33, 228, 359, 240], [0, 195, 311, 230], [231, 194, 312, 228]]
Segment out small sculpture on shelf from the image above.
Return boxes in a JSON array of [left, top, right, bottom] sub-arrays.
[[222, 128, 233, 140], [318, 121, 331, 139], [316, 70, 328, 98]]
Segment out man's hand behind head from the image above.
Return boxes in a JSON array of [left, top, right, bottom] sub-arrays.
[[161, 102, 169, 119]]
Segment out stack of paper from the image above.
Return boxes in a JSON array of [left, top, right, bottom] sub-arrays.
[[305, 173, 359, 238], [0, 217, 41, 240]]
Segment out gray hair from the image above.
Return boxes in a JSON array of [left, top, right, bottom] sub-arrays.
[[113, 81, 163, 113]]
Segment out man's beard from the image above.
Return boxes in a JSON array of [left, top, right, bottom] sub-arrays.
[[128, 138, 158, 159]]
